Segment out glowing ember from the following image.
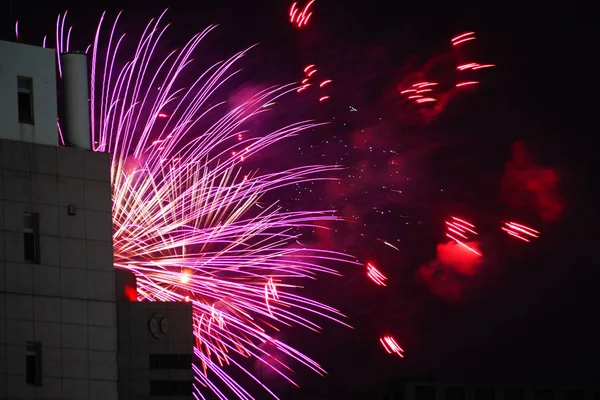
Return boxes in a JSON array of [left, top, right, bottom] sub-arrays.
[[380, 335, 404, 357], [445, 216, 482, 256], [366, 262, 388, 286], [502, 221, 540, 242]]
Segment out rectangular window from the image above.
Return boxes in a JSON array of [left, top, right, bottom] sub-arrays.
[[26, 342, 42, 386], [535, 389, 554, 400], [446, 387, 466, 400], [415, 386, 436, 400], [149, 354, 193, 369], [150, 380, 193, 396], [474, 388, 495, 400], [24, 212, 40, 263], [18, 76, 34, 124], [505, 388, 524, 400]]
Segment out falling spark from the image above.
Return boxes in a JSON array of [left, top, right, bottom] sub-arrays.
[[380, 335, 404, 357], [289, 1, 315, 28], [456, 81, 479, 87], [451, 31, 476, 46], [367, 262, 388, 286], [376, 238, 400, 252], [445, 216, 482, 256], [502, 222, 540, 242]]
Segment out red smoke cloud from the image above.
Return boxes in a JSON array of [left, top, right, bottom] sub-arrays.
[[502, 141, 563, 222], [416, 241, 483, 301]]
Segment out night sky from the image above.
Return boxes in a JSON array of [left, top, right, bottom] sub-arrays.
[[8, 0, 597, 398]]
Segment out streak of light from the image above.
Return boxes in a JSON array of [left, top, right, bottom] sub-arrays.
[[456, 81, 479, 87], [380, 335, 404, 357], [366, 262, 387, 286], [502, 221, 540, 242]]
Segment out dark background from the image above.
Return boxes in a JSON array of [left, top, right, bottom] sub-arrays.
[[7, 0, 597, 397]]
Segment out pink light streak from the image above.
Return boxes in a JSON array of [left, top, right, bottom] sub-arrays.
[[54, 10, 358, 399]]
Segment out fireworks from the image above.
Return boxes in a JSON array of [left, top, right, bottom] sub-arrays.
[[502, 222, 540, 242], [398, 31, 494, 109], [445, 216, 482, 256], [297, 64, 332, 102], [289, 1, 315, 28], [52, 10, 358, 399], [366, 262, 388, 286], [380, 335, 404, 357], [451, 31, 476, 46]]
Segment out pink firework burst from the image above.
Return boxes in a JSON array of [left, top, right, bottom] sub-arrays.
[[53, 10, 358, 399]]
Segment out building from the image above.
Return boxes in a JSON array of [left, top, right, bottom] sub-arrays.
[[0, 39, 118, 399], [0, 35, 194, 400], [115, 270, 194, 400]]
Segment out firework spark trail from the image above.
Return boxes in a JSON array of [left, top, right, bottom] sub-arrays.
[[289, 1, 315, 28], [445, 216, 482, 256], [502, 221, 540, 242], [366, 262, 388, 286], [297, 64, 331, 102], [398, 31, 494, 109], [451, 31, 476, 46], [380, 335, 404, 357], [54, 10, 359, 398]]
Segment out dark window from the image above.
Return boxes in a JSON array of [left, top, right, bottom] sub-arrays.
[[150, 380, 193, 396], [474, 388, 495, 400], [505, 388, 524, 400], [26, 342, 42, 386], [565, 391, 584, 400], [535, 389, 553, 400], [24, 213, 40, 263], [446, 387, 466, 400], [17, 76, 34, 124], [149, 354, 193, 369], [416, 386, 436, 400]]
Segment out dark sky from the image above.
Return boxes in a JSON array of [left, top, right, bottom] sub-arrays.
[[8, 0, 597, 398]]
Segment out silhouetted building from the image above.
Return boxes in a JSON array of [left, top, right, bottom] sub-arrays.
[[115, 270, 194, 400], [0, 39, 117, 399]]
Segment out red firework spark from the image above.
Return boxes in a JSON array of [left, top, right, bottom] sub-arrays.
[[380, 335, 404, 357], [298, 64, 332, 102], [502, 221, 540, 242], [398, 31, 494, 109], [445, 216, 482, 256], [289, 1, 315, 28], [366, 262, 388, 286]]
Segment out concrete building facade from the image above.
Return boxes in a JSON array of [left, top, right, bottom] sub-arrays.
[[0, 38, 118, 399], [115, 270, 194, 400]]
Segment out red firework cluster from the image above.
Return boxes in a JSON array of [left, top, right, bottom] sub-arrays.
[[501, 221, 540, 242], [366, 262, 388, 286], [399, 31, 495, 107], [380, 335, 405, 358], [445, 216, 482, 256], [297, 64, 332, 102], [289, 1, 315, 28]]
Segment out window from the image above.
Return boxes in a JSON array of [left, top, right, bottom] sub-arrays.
[[505, 388, 524, 400], [17, 76, 34, 124], [415, 386, 436, 400], [474, 388, 495, 400], [149, 354, 193, 369], [24, 213, 40, 263], [26, 342, 42, 386], [535, 389, 553, 400], [565, 391, 583, 400], [150, 380, 193, 396], [446, 387, 466, 400]]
